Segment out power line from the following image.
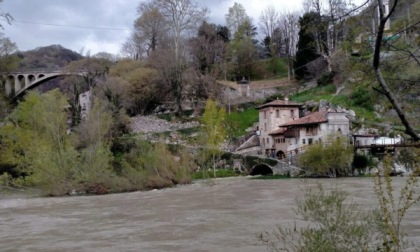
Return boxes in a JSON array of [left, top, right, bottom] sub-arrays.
[[13, 20, 131, 31]]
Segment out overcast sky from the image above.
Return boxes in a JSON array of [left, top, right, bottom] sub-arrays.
[[1, 0, 362, 55]]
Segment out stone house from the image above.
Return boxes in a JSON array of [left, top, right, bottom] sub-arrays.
[[255, 99, 350, 159], [257, 99, 302, 157]]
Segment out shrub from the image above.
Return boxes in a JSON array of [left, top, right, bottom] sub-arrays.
[[299, 135, 353, 177], [260, 184, 376, 251]]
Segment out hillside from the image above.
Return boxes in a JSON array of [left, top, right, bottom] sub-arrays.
[[15, 44, 83, 69]]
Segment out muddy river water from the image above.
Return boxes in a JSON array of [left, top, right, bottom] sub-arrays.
[[1, 177, 420, 252]]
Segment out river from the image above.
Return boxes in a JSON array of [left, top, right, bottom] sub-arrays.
[[1, 177, 420, 252]]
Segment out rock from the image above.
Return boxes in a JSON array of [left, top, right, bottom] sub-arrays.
[[319, 100, 330, 111], [374, 104, 384, 113]]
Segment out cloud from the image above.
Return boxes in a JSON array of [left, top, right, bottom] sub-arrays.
[[3, 0, 136, 54], [1, 0, 309, 54]]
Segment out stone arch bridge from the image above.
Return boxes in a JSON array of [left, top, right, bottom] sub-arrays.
[[1, 68, 86, 98], [227, 153, 302, 176]]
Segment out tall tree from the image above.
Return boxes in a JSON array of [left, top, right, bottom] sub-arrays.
[[302, 0, 353, 73], [153, 0, 208, 61], [146, 0, 208, 112], [278, 11, 300, 80], [189, 22, 228, 99], [225, 2, 250, 39], [259, 5, 279, 39], [201, 99, 227, 178], [294, 12, 324, 80], [134, 2, 167, 57]]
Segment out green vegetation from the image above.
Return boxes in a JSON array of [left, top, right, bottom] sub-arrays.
[[0, 90, 195, 196], [191, 169, 238, 180], [226, 108, 258, 138], [298, 135, 353, 177], [373, 155, 420, 251], [201, 99, 227, 177], [261, 183, 377, 251], [251, 174, 290, 180], [290, 84, 336, 103], [290, 84, 379, 122]]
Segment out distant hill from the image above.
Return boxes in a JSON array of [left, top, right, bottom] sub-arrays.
[[16, 44, 83, 70]]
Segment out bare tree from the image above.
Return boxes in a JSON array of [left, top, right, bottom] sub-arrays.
[[154, 0, 208, 61], [373, 0, 419, 141], [0, 0, 12, 30], [135, 2, 167, 56], [302, 0, 367, 73], [147, 0, 208, 112], [278, 11, 300, 80], [259, 5, 279, 39], [120, 33, 145, 60]]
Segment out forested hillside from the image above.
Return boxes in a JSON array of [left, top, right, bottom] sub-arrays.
[[16, 44, 83, 69]]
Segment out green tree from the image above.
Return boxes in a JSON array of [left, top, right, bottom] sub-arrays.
[[294, 12, 324, 80], [299, 134, 353, 177], [0, 90, 79, 195], [201, 99, 227, 178], [225, 2, 249, 39]]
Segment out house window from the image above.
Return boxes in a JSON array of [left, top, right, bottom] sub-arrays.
[[264, 111, 267, 119], [308, 138, 313, 145], [291, 110, 294, 118], [267, 138, 270, 144], [262, 138, 265, 146], [264, 123, 267, 131], [302, 139, 306, 144], [276, 109, 279, 118]]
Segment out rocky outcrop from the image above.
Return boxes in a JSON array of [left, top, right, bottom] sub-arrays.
[[130, 116, 199, 134]]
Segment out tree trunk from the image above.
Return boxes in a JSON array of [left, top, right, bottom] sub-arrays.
[[373, 0, 419, 141]]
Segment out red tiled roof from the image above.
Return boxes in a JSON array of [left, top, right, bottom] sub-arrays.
[[269, 128, 286, 135], [257, 99, 302, 109], [279, 111, 328, 127]]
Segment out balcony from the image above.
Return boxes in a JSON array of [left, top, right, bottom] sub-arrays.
[[284, 129, 299, 138]]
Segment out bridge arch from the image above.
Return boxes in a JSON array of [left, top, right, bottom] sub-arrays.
[[2, 71, 86, 99], [250, 163, 273, 176]]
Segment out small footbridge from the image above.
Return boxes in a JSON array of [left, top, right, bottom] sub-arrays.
[[1, 68, 86, 98]]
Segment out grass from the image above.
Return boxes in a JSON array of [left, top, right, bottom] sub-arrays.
[[291, 84, 379, 123], [191, 169, 239, 180], [226, 108, 259, 138], [251, 174, 291, 179], [291, 84, 337, 103]]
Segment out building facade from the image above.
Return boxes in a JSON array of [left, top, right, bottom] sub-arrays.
[[257, 99, 350, 159]]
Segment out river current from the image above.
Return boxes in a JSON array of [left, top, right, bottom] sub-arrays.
[[1, 177, 420, 252]]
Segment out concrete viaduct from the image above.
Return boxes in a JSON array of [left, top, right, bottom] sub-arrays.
[[1, 68, 86, 98]]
